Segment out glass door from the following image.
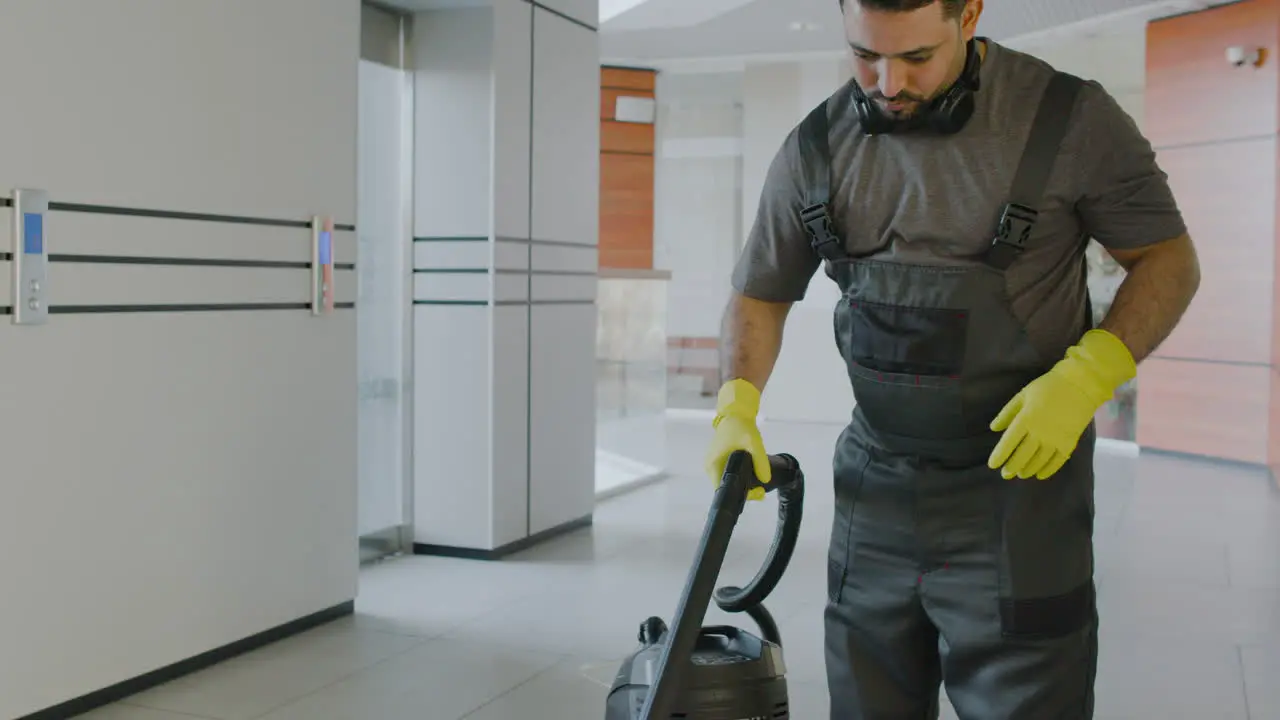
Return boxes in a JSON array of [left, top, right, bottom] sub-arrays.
[[357, 4, 413, 562]]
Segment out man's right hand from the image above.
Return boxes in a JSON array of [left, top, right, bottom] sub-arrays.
[[704, 378, 772, 501]]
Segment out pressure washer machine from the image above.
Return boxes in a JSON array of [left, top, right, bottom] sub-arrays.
[[604, 449, 805, 720]]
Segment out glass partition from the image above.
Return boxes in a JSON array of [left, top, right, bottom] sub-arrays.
[[1087, 240, 1137, 442], [596, 270, 670, 497], [357, 4, 414, 561]]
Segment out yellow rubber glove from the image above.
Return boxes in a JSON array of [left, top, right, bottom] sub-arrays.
[[988, 329, 1136, 480], [705, 378, 772, 501]]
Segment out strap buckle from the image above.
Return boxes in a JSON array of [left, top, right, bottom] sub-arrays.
[[993, 202, 1038, 250], [800, 203, 844, 261], [984, 202, 1039, 271]]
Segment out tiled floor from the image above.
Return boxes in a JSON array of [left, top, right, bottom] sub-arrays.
[[85, 417, 1280, 719]]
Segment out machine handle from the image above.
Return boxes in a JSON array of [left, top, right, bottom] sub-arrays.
[[638, 450, 805, 720], [713, 452, 804, 629], [726, 450, 803, 495]]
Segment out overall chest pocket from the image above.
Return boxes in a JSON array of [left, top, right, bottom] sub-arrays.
[[845, 299, 969, 375], [836, 297, 970, 438]]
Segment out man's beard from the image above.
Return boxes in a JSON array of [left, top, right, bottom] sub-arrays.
[[869, 92, 929, 119]]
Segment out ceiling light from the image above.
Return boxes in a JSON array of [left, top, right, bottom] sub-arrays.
[[789, 21, 821, 31]]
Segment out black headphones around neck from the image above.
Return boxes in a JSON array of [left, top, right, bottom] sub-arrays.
[[852, 37, 984, 136]]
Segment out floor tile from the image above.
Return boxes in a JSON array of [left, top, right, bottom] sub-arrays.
[[78, 705, 218, 720], [1241, 643, 1280, 719], [1097, 576, 1280, 647], [256, 637, 562, 720], [459, 655, 617, 719], [78, 417, 1280, 720], [438, 569, 750, 660], [1098, 526, 1230, 587], [766, 601, 827, 686], [351, 554, 558, 638], [1229, 540, 1280, 590], [124, 622, 424, 719], [785, 680, 831, 718], [1094, 634, 1248, 719], [1118, 453, 1277, 546]]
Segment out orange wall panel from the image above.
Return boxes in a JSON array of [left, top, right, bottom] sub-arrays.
[[599, 66, 657, 271], [599, 152, 654, 269], [1272, 61, 1280, 474], [1145, 0, 1280, 148], [1274, 164, 1280, 370], [599, 246, 653, 270], [1140, 0, 1280, 464], [602, 66, 656, 92], [1137, 358, 1271, 464], [1151, 138, 1276, 365], [601, 152, 655, 214], [601, 120, 656, 155]]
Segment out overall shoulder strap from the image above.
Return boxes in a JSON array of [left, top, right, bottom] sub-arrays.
[[985, 71, 1085, 270], [795, 99, 846, 263]]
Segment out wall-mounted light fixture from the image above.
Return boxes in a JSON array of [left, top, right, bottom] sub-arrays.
[[1226, 45, 1265, 68], [615, 96, 656, 124]]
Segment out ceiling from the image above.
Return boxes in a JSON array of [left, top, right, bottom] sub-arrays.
[[371, 0, 1235, 67], [598, 0, 1232, 66]]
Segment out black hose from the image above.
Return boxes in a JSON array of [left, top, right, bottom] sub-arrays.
[[712, 453, 805, 615], [742, 601, 782, 647]]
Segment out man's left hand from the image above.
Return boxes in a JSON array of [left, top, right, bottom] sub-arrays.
[[988, 329, 1137, 480]]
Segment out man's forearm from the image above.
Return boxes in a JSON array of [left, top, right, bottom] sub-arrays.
[[1098, 234, 1201, 364], [719, 292, 792, 391]]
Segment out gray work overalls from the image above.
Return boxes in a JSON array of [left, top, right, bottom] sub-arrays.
[[798, 72, 1098, 719]]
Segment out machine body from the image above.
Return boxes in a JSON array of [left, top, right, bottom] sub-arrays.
[[605, 451, 805, 720]]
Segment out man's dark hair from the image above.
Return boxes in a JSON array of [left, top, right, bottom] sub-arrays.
[[839, 0, 967, 18]]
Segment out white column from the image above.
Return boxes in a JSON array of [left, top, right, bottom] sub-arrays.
[[411, 0, 599, 557]]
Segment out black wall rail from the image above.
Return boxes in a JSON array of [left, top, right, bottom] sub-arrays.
[[0, 197, 358, 315]]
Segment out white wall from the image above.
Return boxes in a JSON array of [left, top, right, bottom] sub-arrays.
[[528, 4, 601, 538], [0, 1, 359, 717], [411, 7, 501, 552], [1005, 27, 1146, 126], [411, 1, 599, 554], [652, 57, 854, 415], [654, 71, 744, 342]]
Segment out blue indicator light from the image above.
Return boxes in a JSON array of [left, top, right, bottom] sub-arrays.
[[22, 213, 42, 255], [318, 230, 332, 265]]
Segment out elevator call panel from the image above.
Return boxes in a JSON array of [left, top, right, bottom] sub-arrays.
[[12, 188, 49, 326]]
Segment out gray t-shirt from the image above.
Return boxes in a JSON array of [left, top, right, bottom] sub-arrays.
[[731, 40, 1187, 360]]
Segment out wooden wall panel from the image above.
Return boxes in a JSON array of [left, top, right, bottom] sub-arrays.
[[1272, 129, 1280, 477], [1152, 138, 1275, 365], [599, 65, 657, 271], [599, 245, 654, 270], [599, 152, 654, 270], [1137, 358, 1270, 464], [601, 121, 656, 155], [1274, 186, 1280, 370], [1139, 0, 1280, 464], [1145, 0, 1280, 147], [602, 66, 656, 92]]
